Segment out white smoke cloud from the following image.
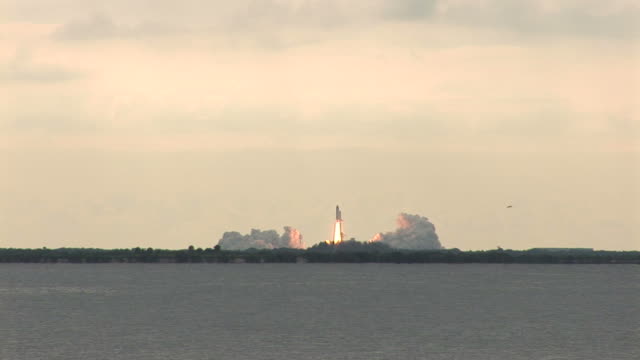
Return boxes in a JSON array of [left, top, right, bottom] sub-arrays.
[[371, 213, 442, 249], [281, 226, 304, 249], [217, 226, 304, 250]]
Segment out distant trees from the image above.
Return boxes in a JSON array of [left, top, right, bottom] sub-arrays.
[[0, 247, 637, 264], [308, 240, 392, 254]]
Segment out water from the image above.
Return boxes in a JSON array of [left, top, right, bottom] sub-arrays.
[[0, 264, 638, 360]]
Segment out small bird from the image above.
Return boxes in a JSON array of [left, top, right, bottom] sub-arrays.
[[506, 205, 513, 208]]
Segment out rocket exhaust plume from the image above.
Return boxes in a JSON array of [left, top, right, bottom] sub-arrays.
[[370, 213, 442, 250], [217, 226, 305, 250], [333, 220, 343, 243], [282, 226, 304, 249], [328, 205, 345, 243]]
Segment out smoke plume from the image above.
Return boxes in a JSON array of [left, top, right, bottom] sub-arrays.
[[281, 226, 304, 249], [217, 227, 304, 250], [370, 213, 442, 250]]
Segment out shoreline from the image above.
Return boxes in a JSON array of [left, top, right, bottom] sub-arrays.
[[1, 248, 638, 264]]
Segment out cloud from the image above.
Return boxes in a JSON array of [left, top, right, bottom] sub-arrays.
[[0, 48, 81, 83], [52, 13, 117, 41], [0, 66, 79, 83], [436, 0, 640, 38], [51, 13, 186, 41], [2, 1, 636, 153], [43, 1, 640, 44], [385, 0, 438, 20]]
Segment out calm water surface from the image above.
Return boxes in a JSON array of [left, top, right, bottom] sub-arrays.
[[0, 264, 638, 360]]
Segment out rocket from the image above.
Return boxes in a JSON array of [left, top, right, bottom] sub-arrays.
[[336, 205, 342, 221]]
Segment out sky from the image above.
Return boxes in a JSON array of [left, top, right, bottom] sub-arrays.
[[1, 0, 638, 250]]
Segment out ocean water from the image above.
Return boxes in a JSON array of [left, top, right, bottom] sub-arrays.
[[0, 264, 638, 360]]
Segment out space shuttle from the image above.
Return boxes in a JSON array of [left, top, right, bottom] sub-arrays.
[[336, 205, 342, 221]]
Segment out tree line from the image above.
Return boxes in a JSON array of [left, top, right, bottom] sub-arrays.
[[0, 243, 638, 264]]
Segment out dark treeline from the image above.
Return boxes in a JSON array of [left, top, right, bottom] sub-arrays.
[[0, 242, 638, 264]]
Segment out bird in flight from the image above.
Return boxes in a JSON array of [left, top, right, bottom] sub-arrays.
[[506, 205, 513, 208]]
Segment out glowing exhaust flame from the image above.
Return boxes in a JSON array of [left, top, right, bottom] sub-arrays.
[[326, 205, 345, 244], [333, 220, 344, 243]]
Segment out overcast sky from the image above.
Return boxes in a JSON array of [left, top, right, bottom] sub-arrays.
[[1, 0, 638, 250]]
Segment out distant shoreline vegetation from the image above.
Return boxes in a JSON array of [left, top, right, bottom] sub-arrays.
[[0, 242, 638, 264]]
